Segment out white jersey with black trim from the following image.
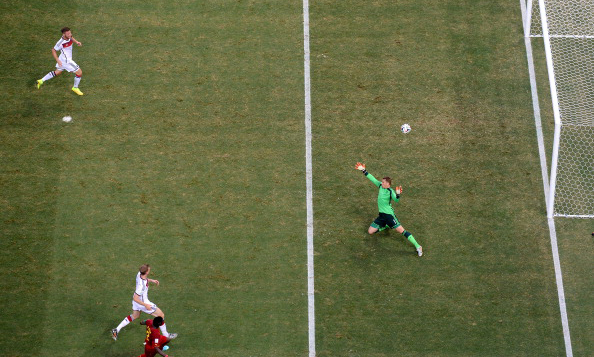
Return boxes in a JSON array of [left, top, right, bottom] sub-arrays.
[[134, 272, 150, 303], [54, 37, 74, 63]]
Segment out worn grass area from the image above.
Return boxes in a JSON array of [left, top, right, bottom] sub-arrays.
[[0, 0, 591, 356]]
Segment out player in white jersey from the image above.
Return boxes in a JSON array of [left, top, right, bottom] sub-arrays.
[[111, 264, 177, 341], [36, 27, 84, 95]]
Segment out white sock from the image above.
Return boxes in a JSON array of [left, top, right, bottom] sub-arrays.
[[41, 71, 56, 82], [116, 315, 134, 332], [73, 75, 81, 88], [159, 322, 169, 337]]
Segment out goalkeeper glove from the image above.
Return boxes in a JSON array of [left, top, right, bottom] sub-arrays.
[[355, 162, 368, 175]]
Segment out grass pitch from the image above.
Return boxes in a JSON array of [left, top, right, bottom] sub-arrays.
[[1, 0, 591, 356]]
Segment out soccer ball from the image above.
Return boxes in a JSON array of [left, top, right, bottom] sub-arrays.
[[401, 123, 411, 134]]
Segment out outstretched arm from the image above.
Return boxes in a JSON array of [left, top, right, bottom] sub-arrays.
[[148, 278, 160, 286], [355, 162, 381, 187]]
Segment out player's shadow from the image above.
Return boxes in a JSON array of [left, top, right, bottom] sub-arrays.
[[104, 349, 136, 357], [95, 326, 140, 357], [362, 229, 413, 257], [349, 230, 412, 268], [73, 307, 144, 356]]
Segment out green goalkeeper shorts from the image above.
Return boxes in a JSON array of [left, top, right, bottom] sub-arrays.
[[371, 213, 401, 229]]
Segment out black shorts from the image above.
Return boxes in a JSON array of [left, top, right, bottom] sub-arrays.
[[371, 213, 401, 229]]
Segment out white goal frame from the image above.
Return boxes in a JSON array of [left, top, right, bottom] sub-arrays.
[[525, 0, 594, 218]]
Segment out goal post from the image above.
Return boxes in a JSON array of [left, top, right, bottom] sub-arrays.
[[525, 0, 594, 218]]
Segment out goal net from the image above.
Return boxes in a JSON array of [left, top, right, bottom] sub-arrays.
[[526, 0, 594, 218]]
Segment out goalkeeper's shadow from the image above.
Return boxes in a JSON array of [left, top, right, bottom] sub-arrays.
[[361, 230, 414, 257]]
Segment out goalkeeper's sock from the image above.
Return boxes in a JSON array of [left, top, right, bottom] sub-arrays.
[[403, 231, 420, 249]]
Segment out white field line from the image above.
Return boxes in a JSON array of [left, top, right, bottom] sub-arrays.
[[547, 217, 573, 357], [521, 3, 550, 201], [520, 1, 573, 356], [302, 0, 316, 356]]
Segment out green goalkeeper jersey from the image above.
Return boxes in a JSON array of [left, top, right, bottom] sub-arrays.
[[365, 172, 399, 215]]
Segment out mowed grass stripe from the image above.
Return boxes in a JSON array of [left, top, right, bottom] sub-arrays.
[[0, 1, 81, 355], [2, 1, 307, 356]]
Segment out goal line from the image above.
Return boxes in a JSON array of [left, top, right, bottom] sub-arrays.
[[519, 1, 573, 356]]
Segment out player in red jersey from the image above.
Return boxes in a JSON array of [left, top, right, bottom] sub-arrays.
[[136, 316, 176, 357]]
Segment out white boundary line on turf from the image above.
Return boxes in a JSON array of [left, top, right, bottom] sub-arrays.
[[520, 0, 550, 200], [519, 1, 573, 356], [302, 0, 316, 356]]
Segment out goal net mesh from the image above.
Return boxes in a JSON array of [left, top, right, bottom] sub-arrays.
[[528, 0, 594, 217]]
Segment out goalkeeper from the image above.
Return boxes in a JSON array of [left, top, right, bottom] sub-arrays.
[[355, 162, 423, 256]]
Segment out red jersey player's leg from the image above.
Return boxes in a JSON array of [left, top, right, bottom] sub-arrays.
[[143, 346, 158, 357], [142, 335, 169, 357], [158, 335, 170, 348]]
